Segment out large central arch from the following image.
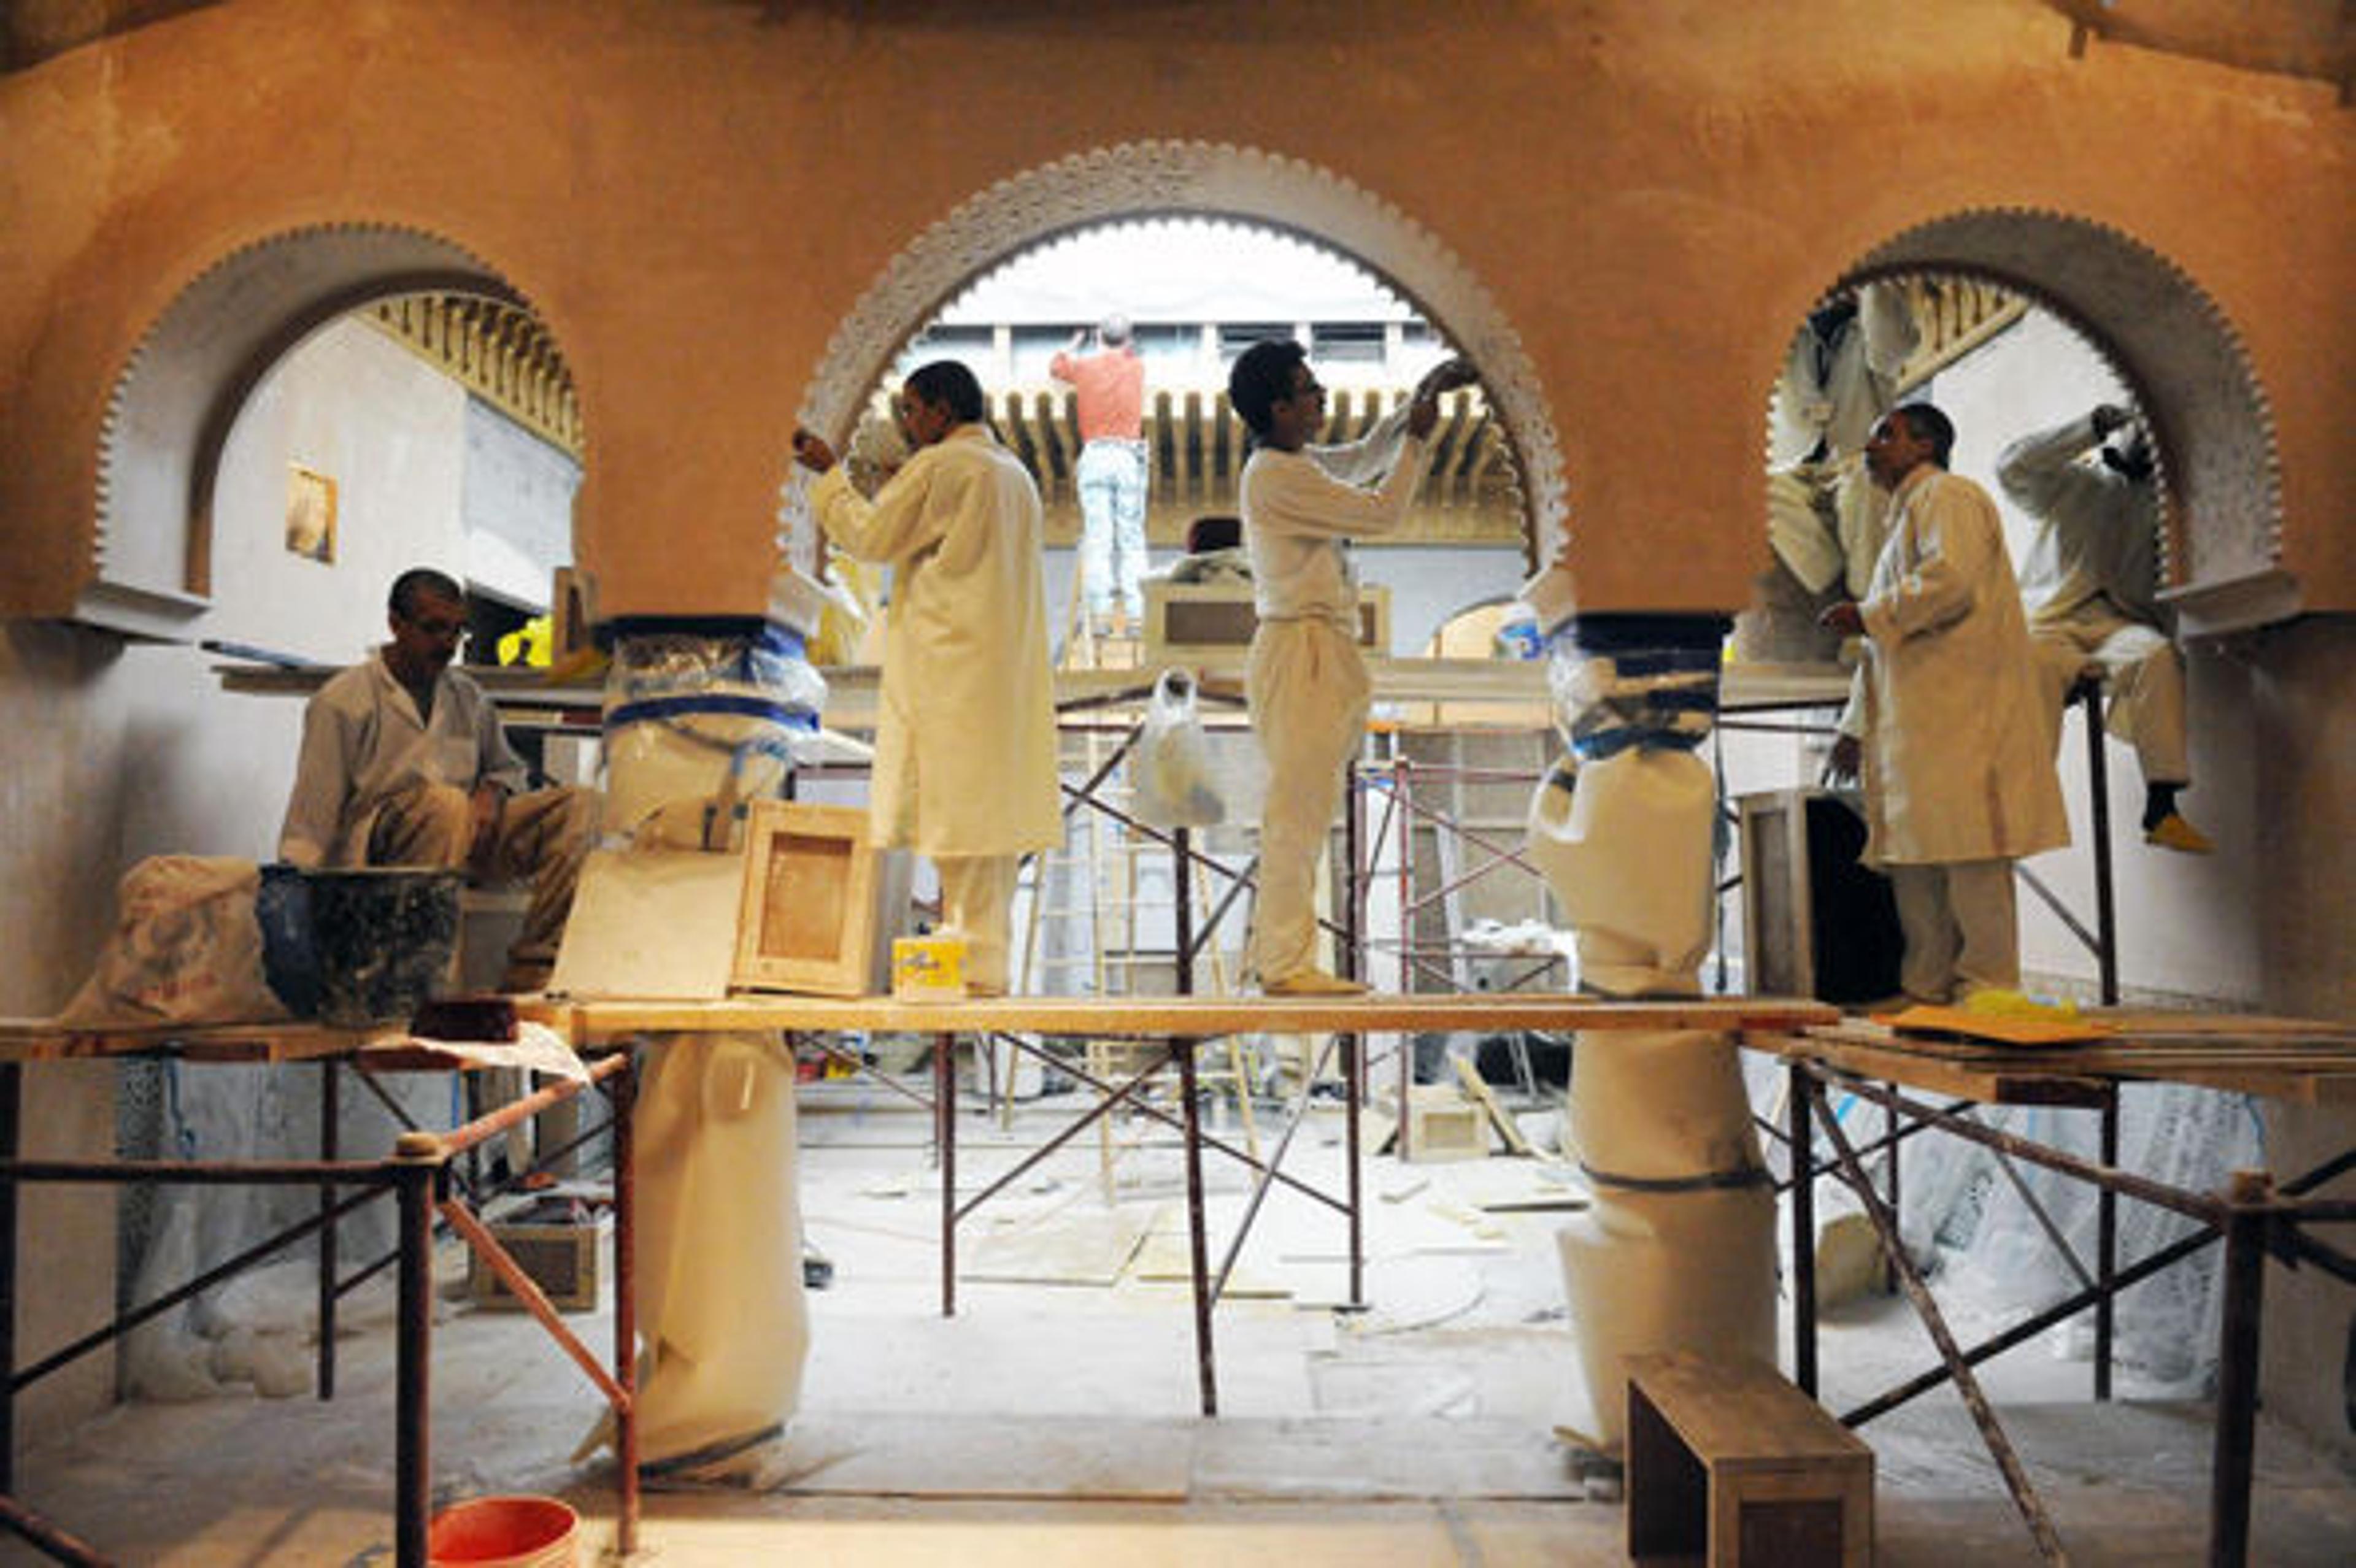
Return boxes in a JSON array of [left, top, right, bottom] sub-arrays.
[[793, 140, 1566, 574]]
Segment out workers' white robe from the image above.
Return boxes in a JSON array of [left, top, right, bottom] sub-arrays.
[[1854, 464, 2068, 868], [1996, 415, 2189, 784], [1766, 282, 1920, 594], [1239, 407, 1427, 984], [811, 424, 1062, 859]]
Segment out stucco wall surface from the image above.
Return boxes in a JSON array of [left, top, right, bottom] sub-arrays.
[[0, 0, 2346, 618]]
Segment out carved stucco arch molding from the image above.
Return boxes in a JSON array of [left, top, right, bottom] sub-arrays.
[[793, 140, 1566, 569], [85, 223, 529, 637], [1847, 207, 2287, 635]]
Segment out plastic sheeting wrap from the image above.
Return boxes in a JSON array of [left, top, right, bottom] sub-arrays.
[[1557, 1029, 1777, 1445], [599, 622, 827, 848], [1525, 751, 1714, 998], [581, 618, 820, 1464], [1557, 1184, 1778, 1430], [1569, 1028, 1761, 1182], [1523, 612, 1774, 1448], [1899, 1085, 2262, 1388], [623, 1031, 809, 1462]]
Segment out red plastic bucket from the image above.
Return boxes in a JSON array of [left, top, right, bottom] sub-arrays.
[[427, 1494, 579, 1567]]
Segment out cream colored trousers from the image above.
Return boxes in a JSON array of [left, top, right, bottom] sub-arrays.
[[2030, 600, 2189, 785], [1245, 618, 1371, 985], [1888, 858, 2019, 1004], [936, 853, 1022, 994], [368, 781, 596, 990]]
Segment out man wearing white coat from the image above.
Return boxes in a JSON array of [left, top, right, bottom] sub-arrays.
[[791, 361, 1061, 994], [1228, 340, 1477, 994], [1996, 404, 2211, 853], [1823, 404, 2068, 1004]]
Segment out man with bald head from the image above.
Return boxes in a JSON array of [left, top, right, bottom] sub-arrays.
[[1822, 404, 2067, 1005]]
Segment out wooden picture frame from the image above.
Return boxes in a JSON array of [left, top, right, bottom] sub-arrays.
[[730, 801, 880, 997], [284, 463, 337, 563]]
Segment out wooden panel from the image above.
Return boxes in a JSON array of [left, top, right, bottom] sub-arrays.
[[548, 848, 744, 1001], [1746, 1013, 2356, 1105], [521, 992, 1840, 1044], [731, 801, 879, 998], [0, 1018, 398, 1064]]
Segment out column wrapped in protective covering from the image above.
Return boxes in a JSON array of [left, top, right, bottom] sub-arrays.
[[1522, 612, 1775, 1448]]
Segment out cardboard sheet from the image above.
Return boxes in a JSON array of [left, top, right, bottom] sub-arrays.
[[1881, 1003, 2115, 1048]]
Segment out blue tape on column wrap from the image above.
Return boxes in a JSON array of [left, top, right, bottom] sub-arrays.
[[1569, 726, 1709, 763], [1579, 1159, 1771, 1193], [1588, 647, 1722, 678], [605, 694, 820, 731]]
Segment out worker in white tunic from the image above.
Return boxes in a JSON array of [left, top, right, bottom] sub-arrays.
[[1996, 405, 2211, 853], [1227, 340, 1477, 994], [1768, 280, 1921, 598], [278, 568, 595, 991], [1823, 405, 2068, 1004], [792, 361, 1061, 994]]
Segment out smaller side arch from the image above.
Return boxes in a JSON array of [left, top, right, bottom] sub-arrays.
[[85, 224, 536, 639], [1852, 210, 2288, 636]]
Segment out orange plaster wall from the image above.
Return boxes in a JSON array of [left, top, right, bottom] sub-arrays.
[[0, 0, 2346, 618]]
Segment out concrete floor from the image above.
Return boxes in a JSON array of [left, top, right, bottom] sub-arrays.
[[11, 1082, 2355, 1566]]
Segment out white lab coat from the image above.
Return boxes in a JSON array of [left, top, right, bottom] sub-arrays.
[[1996, 413, 2164, 630], [1240, 407, 1428, 982], [1766, 283, 1921, 594], [1996, 413, 2187, 782], [1767, 282, 1920, 469], [810, 425, 1061, 858], [1854, 466, 2068, 867], [1244, 405, 1423, 630], [278, 651, 526, 867]]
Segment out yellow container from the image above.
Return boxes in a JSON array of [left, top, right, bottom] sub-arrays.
[[891, 934, 968, 1001]]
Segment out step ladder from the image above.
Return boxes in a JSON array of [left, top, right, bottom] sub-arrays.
[[1019, 713, 1261, 1200]]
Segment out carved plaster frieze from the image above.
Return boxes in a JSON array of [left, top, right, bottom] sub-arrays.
[[93, 222, 525, 637], [1854, 208, 2284, 632], [783, 140, 1562, 581]]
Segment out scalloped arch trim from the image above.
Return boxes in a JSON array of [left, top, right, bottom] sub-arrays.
[[1849, 208, 2282, 600], [795, 140, 1568, 567], [88, 222, 531, 634]]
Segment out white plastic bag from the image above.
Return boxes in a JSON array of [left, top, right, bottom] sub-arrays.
[[1132, 669, 1225, 829]]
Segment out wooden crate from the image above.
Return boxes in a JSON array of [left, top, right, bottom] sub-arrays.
[[1736, 788, 1901, 1007], [1404, 1085, 1488, 1163], [470, 1210, 607, 1313], [731, 801, 882, 997], [1142, 580, 1390, 667], [1626, 1351, 1873, 1567]]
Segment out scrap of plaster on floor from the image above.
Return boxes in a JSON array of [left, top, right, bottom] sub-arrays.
[[10, 1093, 2355, 1566]]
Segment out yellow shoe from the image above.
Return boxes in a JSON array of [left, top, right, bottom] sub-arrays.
[[1262, 969, 1371, 997], [2144, 812, 2214, 854]]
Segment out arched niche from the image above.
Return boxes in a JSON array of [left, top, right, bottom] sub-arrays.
[[83, 224, 543, 639], [787, 140, 1565, 579], [1845, 210, 2287, 637]]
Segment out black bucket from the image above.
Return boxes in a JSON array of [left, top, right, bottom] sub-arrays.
[[305, 867, 463, 1027]]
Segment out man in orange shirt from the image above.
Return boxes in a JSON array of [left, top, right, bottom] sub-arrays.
[[1050, 314, 1149, 634]]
